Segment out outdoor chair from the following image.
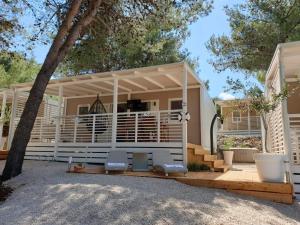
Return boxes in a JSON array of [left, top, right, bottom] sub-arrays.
[[152, 150, 188, 176], [105, 150, 128, 174]]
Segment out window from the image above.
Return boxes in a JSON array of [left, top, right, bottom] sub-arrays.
[[168, 98, 182, 121], [77, 104, 90, 115], [170, 100, 182, 111], [169, 99, 182, 111], [141, 100, 159, 112], [232, 110, 241, 123]]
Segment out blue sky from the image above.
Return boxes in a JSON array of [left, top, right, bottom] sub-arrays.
[[182, 0, 245, 98], [30, 0, 244, 99]]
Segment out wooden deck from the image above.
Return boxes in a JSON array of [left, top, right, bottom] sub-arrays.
[[69, 163, 294, 204]]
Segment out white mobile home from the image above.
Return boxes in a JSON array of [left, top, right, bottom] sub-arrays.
[[265, 41, 300, 199], [0, 62, 216, 166]]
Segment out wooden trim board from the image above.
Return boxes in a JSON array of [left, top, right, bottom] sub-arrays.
[[68, 166, 294, 204], [228, 189, 293, 204]]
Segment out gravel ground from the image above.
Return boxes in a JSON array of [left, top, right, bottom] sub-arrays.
[[0, 160, 299, 225]]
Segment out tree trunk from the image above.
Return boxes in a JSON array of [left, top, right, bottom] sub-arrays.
[[1, 0, 102, 182], [1, 62, 61, 181]]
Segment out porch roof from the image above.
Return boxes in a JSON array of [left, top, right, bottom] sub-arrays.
[[11, 62, 203, 97], [215, 99, 250, 107], [266, 41, 300, 83]]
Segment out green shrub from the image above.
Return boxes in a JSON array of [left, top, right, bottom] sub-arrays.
[[223, 137, 234, 151], [187, 163, 210, 172]]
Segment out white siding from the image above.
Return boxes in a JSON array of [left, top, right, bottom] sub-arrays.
[[200, 86, 216, 151]]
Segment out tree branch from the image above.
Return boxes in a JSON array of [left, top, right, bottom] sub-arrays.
[[45, 0, 83, 64], [56, 0, 103, 62]]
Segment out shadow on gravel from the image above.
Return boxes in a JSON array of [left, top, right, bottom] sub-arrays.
[[1, 160, 300, 225], [0, 184, 13, 202]]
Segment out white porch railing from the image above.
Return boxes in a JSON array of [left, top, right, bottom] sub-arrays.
[[59, 113, 113, 143], [219, 116, 261, 133], [29, 110, 183, 144], [30, 117, 56, 143], [289, 114, 300, 165]]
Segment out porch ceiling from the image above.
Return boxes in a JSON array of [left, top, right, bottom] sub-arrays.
[[266, 41, 300, 83], [282, 44, 300, 80], [12, 62, 203, 97]]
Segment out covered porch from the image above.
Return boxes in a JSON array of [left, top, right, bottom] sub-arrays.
[[265, 41, 300, 199], [6, 62, 212, 166]]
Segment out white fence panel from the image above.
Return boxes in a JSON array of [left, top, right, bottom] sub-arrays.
[[289, 114, 300, 164]]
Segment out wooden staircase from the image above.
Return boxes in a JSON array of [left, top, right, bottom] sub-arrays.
[[187, 143, 230, 173], [0, 150, 8, 160]]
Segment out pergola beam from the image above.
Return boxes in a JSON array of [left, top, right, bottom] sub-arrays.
[[165, 74, 182, 87], [14, 67, 183, 91], [66, 85, 96, 95], [84, 83, 113, 93], [143, 77, 165, 89], [123, 79, 148, 91], [64, 85, 201, 99], [103, 81, 132, 92]]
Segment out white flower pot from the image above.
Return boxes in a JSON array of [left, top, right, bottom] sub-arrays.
[[254, 153, 285, 183], [223, 151, 234, 166]]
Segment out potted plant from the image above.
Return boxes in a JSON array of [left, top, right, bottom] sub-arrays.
[[222, 138, 234, 166]]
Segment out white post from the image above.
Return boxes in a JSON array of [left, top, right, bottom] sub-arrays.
[[247, 103, 251, 135], [111, 78, 118, 149], [0, 92, 7, 149], [73, 117, 77, 143], [135, 113, 138, 143], [182, 64, 188, 166], [127, 93, 131, 113], [279, 47, 293, 183], [157, 111, 160, 143], [92, 114, 96, 143], [7, 90, 17, 149], [54, 86, 63, 159]]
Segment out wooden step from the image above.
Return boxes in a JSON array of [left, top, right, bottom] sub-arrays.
[[214, 165, 230, 173], [213, 160, 224, 168], [203, 154, 218, 162], [187, 143, 209, 155], [194, 147, 209, 156], [187, 143, 228, 173], [0, 150, 8, 160]]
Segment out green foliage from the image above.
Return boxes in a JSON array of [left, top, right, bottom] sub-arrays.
[[187, 163, 210, 172], [226, 77, 288, 115], [62, 1, 212, 74], [0, 104, 11, 125], [0, 1, 22, 50], [247, 86, 288, 114], [225, 78, 288, 152], [0, 52, 40, 88], [207, 0, 300, 77], [203, 80, 210, 90], [223, 137, 234, 151]]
